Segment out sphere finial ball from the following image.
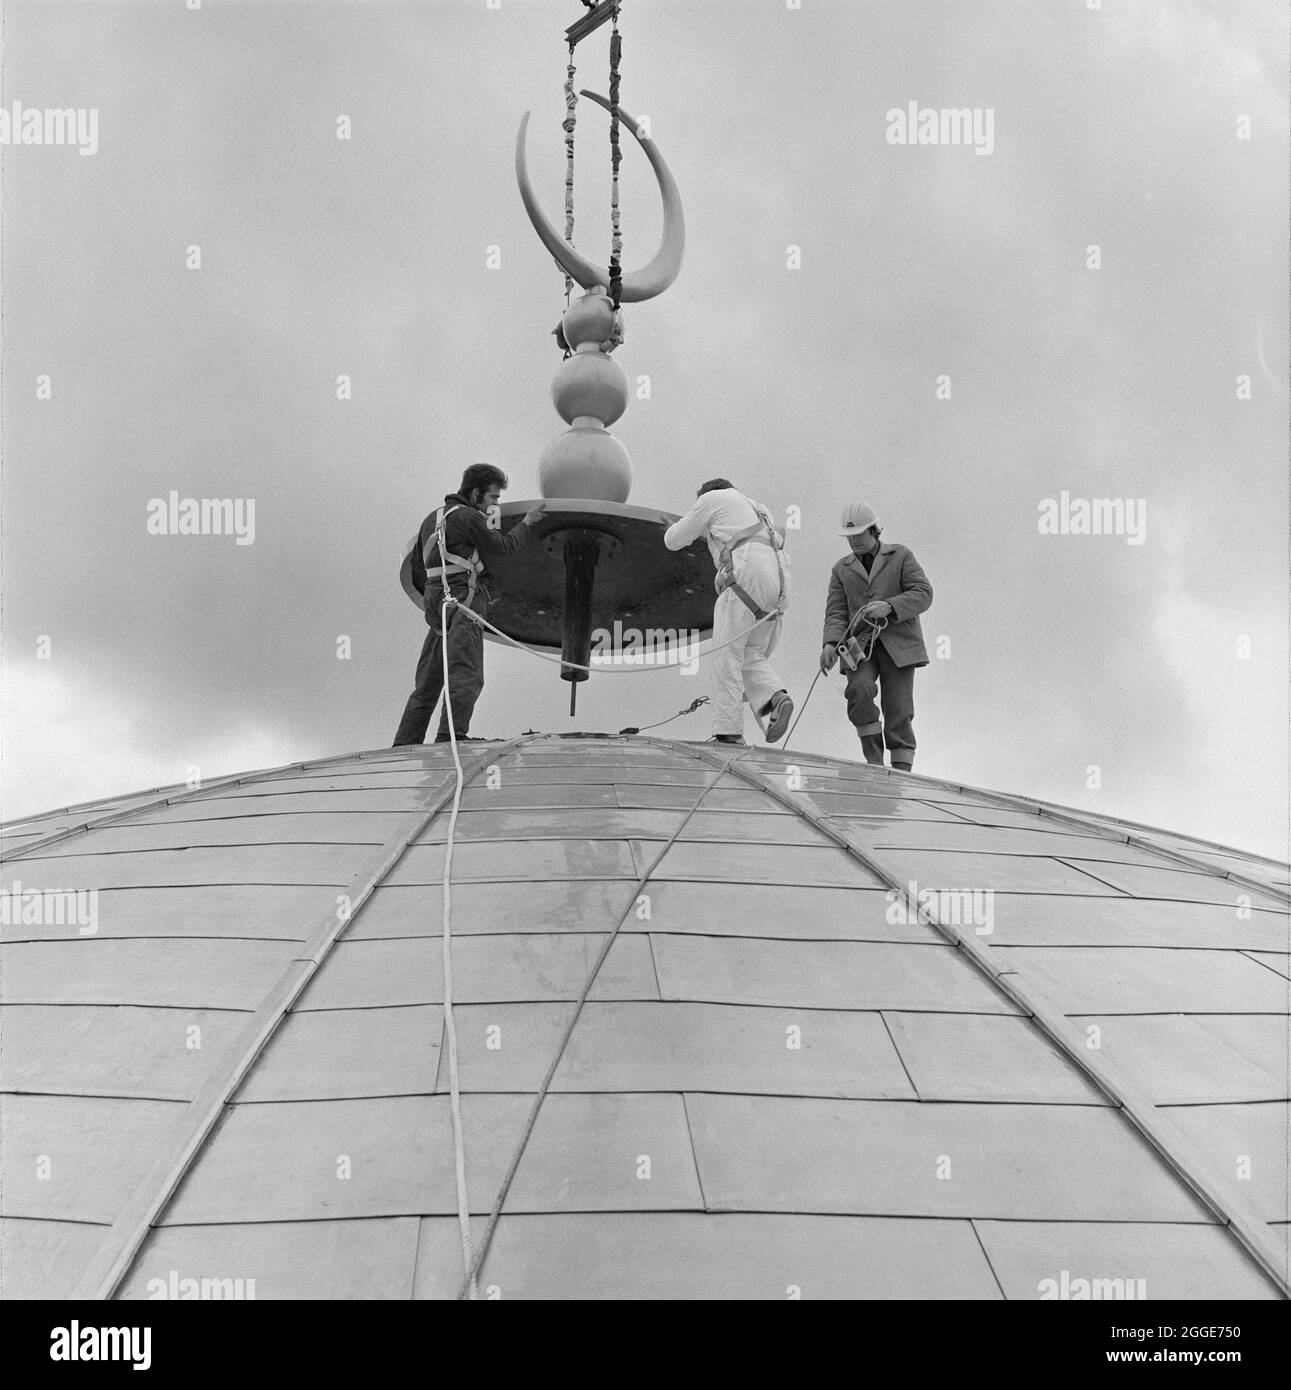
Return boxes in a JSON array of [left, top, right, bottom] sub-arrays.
[[552, 352, 629, 427], [562, 288, 619, 352], [538, 428, 632, 503]]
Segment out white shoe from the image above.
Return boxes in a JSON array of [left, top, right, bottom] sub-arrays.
[[764, 691, 793, 744]]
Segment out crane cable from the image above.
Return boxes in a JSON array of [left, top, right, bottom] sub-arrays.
[[558, 5, 625, 313], [561, 41, 577, 308], [607, 6, 623, 308]]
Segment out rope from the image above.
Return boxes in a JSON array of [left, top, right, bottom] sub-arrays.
[[848, 612, 887, 664], [432, 513, 478, 1299], [607, 7, 623, 307], [454, 744, 751, 1299], [443, 593, 782, 675], [783, 613, 887, 749], [781, 670, 821, 749], [425, 507, 772, 1291], [619, 695, 708, 735], [425, 516, 768, 1291], [561, 43, 577, 303]]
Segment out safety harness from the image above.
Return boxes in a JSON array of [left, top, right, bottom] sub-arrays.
[[714, 502, 787, 621], [426, 504, 484, 608]]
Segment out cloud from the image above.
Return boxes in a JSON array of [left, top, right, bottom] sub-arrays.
[[1146, 588, 1289, 859], [0, 0, 1285, 865], [0, 661, 313, 821]]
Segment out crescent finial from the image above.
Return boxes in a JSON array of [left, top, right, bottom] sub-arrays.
[[515, 90, 685, 304]]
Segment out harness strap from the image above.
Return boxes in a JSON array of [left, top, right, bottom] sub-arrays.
[[425, 505, 482, 605], [722, 582, 773, 621], [715, 503, 786, 619]]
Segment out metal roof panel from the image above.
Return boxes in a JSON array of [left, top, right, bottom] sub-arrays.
[[2, 1004, 246, 1102], [652, 936, 1018, 1012], [638, 841, 882, 888], [995, 946, 1290, 1014], [342, 881, 631, 939], [412, 1212, 1001, 1299], [974, 1220, 1280, 1300], [295, 934, 659, 1009], [2, 938, 296, 1009], [1068, 1015, 1287, 1105], [117, 1217, 421, 1300], [882, 1012, 1108, 1104], [1, 1095, 186, 1223], [385, 839, 639, 884], [685, 1095, 1212, 1220]]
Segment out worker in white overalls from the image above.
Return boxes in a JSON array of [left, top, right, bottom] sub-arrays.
[[664, 479, 793, 745]]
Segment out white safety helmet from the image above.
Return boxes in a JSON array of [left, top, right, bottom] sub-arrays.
[[839, 501, 881, 536]]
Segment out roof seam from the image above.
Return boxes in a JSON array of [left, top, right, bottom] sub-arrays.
[[1239, 950, 1291, 983], [968, 1218, 1009, 1300], [893, 772, 1290, 906], [680, 1093, 711, 1213], [752, 755, 1290, 865], [877, 1010, 923, 1100], [0, 749, 457, 830], [132, 1211, 1234, 1229], [1, 748, 451, 855]]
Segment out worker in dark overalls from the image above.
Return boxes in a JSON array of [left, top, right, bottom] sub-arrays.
[[393, 464, 544, 745]]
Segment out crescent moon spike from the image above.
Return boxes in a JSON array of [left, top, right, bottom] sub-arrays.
[[577, 91, 685, 303], [516, 111, 612, 295], [515, 95, 685, 304]]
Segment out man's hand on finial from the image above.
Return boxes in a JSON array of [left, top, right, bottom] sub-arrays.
[[599, 309, 625, 354]]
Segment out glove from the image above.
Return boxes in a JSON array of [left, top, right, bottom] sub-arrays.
[[860, 601, 892, 621], [820, 644, 838, 673]]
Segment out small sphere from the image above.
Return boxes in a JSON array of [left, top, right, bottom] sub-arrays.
[[551, 351, 629, 427], [561, 290, 617, 351], [538, 427, 632, 502]]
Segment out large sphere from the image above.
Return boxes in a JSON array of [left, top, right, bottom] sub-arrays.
[[538, 426, 632, 502], [561, 289, 617, 351], [551, 351, 629, 427]]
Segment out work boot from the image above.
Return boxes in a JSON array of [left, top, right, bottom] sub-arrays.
[[709, 734, 746, 745], [890, 762, 912, 773], [762, 690, 794, 744]]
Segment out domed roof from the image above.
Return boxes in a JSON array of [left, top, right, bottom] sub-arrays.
[[2, 735, 1287, 1300]]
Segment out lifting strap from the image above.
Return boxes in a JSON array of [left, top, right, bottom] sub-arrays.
[[425, 505, 483, 607], [715, 502, 786, 621]]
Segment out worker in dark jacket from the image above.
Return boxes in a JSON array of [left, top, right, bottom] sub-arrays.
[[820, 502, 933, 770], [393, 464, 544, 745]]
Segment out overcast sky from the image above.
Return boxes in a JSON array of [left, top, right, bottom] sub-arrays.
[[1, 0, 1287, 859]]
